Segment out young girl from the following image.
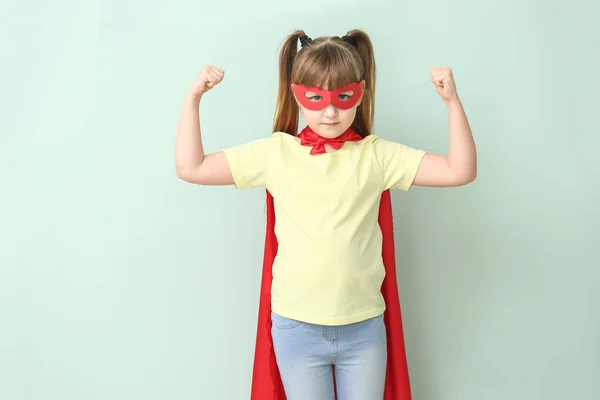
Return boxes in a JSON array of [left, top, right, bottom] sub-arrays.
[[175, 29, 476, 400]]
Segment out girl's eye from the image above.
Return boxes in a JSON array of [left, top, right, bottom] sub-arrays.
[[307, 95, 323, 102], [339, 91, 355, 101]]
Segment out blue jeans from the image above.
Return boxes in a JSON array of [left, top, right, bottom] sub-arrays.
[[271, 311, 387, 400]]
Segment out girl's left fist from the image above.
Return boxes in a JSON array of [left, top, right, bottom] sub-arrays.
[[430, 67, 458, 103]]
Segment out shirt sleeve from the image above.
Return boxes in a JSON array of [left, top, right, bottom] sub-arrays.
[[222, 136, 274, 189], [372, 136, 426, 190]]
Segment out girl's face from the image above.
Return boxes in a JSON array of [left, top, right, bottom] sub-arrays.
[[291, 81, 366, 139]]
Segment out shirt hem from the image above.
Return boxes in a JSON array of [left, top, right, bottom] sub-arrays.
[[271, 305, 386, 326], [400, 149, 427, 191], [221, 149, 242, 189]]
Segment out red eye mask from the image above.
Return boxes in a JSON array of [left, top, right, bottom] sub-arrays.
[[292, 82, 363, 110]]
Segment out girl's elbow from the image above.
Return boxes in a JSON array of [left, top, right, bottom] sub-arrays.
[[448, 167, 476, 186], [175, 164, 196, 183], [459, 169, 477, 185]]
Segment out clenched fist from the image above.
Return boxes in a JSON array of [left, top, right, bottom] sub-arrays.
[[187, 65, 224, 99], [430, 67, 458, 103]]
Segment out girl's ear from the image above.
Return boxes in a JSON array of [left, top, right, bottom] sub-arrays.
[[290, 84, 301, 107], [357, 79, 366, 107]]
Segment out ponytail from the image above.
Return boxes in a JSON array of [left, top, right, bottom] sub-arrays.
[[345, 29, 376, 137], [272, 30, 305, 135]]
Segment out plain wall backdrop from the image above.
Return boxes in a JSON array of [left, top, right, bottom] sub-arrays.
[[1, 0, 598, 399]]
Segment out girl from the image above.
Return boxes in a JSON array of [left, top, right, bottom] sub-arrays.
[[175, 29, 476, 400]]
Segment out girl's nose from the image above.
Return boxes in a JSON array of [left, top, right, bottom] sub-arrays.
[[323, 104, 338, 118]]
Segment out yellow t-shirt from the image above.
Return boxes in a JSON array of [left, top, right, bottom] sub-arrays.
[[223, 131, 425, 325]]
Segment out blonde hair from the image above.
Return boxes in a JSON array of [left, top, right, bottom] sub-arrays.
[[272, 29, 376, 137]]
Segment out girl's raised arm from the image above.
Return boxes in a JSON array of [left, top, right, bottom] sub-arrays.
[[413, 67, 477, 187], [175, 65, 234, 186]]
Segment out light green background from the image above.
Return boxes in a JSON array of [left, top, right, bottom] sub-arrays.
[[1, 1, 598, 399]]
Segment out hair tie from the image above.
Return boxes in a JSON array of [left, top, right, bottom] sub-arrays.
[[341, 35, 357, 48], [299, 35, 313, 48]]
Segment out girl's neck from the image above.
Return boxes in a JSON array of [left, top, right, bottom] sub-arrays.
[[323, 143, 337, 153]]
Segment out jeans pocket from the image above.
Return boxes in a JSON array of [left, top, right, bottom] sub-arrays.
[[271, 312, 304, 330]]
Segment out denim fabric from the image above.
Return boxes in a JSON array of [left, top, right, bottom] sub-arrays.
[[271, 311, 387, 400]]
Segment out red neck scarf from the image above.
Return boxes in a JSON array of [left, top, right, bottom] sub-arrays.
[[298, 125, 363, 155]]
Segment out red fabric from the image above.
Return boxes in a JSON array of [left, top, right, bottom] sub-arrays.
[[250, 189, 413, 399], [298, 126, 363, 155]]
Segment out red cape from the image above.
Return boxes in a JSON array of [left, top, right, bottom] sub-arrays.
[[250, 189, 412, 399]]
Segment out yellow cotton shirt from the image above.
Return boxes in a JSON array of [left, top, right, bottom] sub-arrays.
[[223, 131, 425, 326]]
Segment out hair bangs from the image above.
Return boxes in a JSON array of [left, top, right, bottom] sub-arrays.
[[293, 44, 362, 90]]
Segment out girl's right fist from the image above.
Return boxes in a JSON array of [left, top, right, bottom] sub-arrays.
[[188, 65, 224, 98]]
